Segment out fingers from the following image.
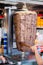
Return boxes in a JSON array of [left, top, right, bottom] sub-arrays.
[[0, 56, 6, 63], [31, 45, 37, 52]]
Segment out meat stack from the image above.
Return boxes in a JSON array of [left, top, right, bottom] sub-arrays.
[[13, 11, 37, 51]]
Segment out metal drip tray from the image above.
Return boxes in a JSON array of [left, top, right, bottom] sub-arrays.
[[6, 54, 34, 60], [5, 54, 35, 61], [11, 55, 28, 61], [12, 55, 37, 65], [4, 54, 37, 65]]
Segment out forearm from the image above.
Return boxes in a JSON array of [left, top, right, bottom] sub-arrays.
[[35, 49, 43, 65]]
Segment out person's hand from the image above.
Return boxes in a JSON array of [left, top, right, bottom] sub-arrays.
[[0, 56, 6, 63], [31, 45, 37, 52]]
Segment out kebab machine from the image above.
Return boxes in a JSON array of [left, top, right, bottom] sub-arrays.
[[0, 3, 38, 65]]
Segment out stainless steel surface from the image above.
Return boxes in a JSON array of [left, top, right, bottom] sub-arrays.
[[4, 54, 37, 65], [7, 8, 13, 55], [4, 7, 17, 55], [0, 1, 17, 5], [0, 0, 43, 5]]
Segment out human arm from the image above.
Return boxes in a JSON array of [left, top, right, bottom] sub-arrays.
[[31, 45, 43, 65]]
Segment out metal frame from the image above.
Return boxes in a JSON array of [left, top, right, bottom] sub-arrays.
[[0, 0, 43, 5], [4, 6, 17, 55]]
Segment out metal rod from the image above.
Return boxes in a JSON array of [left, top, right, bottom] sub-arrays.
[[7, 8, 13, 55]]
